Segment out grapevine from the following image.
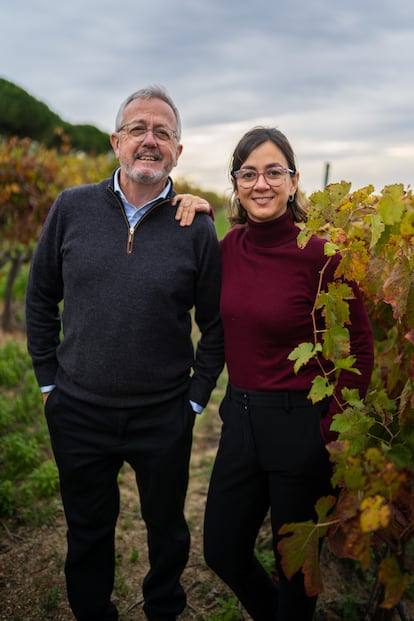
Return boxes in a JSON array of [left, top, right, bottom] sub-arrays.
[[279, 181, 414, 618]]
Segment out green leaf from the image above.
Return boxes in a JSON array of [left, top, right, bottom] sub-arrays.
[[335, 456, 367, 492], [317, 282, 354, 328], [369, 213, 385, 249], [335, 355, 361, 373], [400, 209, 414, 236], [330, 408, 374, 443], [324, 242, 339, 257], [308, 375, 334, 403], [387, 444, 414, 470], [296, 227, 313, 249], [322, 325, 350, 360], [288, 342, 322, 374], [330, 412, 353, 434], [340, 388, 364, 408], [377, 184, 405, 225], [327, 181, 352, 202]]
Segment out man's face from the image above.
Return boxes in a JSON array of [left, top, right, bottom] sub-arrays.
[[110, 97, 183, 185]]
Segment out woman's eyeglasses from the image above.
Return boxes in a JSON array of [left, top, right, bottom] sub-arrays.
[[232, 166, 294, 188]]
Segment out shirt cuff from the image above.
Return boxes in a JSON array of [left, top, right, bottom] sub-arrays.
[[189, 400, 203, 414], [40, 385, 56, 393]]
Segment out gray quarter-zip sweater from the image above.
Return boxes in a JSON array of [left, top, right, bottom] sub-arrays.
[[25, 174, 224, 408]]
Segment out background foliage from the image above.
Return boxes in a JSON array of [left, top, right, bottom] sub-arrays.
[[0, 340, 59, 523], [0, 135, 226, 332], [0, 78, 110, 154]]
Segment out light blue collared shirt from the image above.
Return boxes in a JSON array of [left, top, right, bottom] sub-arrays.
[[113, 168, 171, 226]]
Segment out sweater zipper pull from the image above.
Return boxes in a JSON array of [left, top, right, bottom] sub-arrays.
[[127, 227, 134, 254]]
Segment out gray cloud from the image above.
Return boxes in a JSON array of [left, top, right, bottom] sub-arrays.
[[1, 0, 413, 193]]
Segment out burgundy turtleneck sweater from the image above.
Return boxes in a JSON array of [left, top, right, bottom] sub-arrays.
[[220, 210, 374, 442]]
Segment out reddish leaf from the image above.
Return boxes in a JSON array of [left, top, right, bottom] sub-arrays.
[[277, 496, 336, 596], [382, 256, 411, 319]]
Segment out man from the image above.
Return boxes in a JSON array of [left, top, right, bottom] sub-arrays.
[[25, 85, 223, 621]]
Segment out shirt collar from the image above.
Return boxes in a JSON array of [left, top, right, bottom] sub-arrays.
[[113, 168, 171, 207]]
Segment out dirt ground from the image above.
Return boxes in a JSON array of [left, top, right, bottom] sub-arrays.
[[0, 340, 412, 620]]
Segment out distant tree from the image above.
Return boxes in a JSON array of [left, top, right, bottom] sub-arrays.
[[0, 78, 110, 155], [0, 78, 59, 143], [62, 122, 110, 155]]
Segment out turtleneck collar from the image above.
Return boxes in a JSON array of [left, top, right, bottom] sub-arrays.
[[245, 210, 299, 247]]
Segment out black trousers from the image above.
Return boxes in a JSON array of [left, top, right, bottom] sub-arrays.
[[204, 384, 334, 621], [44, 388, 195, 621]]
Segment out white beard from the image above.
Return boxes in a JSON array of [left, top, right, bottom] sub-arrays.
[[123, 162, 171, 186]]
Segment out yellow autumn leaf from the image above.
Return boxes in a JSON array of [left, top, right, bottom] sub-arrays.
[[359, 495, 391, 532]]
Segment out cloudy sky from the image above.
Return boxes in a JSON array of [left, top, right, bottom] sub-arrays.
[[2, 0, 413, 196]]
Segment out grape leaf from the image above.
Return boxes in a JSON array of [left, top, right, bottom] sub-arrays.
[[335, 356, 360, 373], [378, 184, 405, 225], [308, 375, 334, 403], [278, 496, 336, 596], [369, 213, 386, 249], [322, 325, 350, 360], [323, 242, 339, 257], [317, 282, 353, 328], [400, 209, 414, 236], [383, 256, 411, 319], [359, 495, 391, 532], [296, 227, 313, 249], [378, 556, 410, 609], [287, 342, 322, 374]]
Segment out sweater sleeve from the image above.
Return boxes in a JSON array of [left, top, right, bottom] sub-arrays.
[[320, 279, 374, 443], [188, 217, 224, 407], [25, 197, 63, 388]]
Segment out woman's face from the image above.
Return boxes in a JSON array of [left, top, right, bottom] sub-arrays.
[[235, 140, 299, 223]]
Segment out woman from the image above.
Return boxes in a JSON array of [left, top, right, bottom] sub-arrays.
[[203, 127, 374, 621]]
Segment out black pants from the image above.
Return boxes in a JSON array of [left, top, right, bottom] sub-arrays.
[[45, 388, 195, 621], [204, 384, 334, 621]]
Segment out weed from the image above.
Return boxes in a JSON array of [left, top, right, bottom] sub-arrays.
[[338, 593, 366, 620], [0, 341, 57, 523], [39, 586, 61, 615], [207, 595, 243, 620]]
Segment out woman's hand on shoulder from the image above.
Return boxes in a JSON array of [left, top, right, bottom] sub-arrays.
[[173, 194, 213, 226]]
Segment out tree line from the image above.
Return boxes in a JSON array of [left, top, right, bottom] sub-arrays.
[[0, 77, 110, 154]]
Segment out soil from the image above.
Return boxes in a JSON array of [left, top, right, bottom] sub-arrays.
[[0, 330, 412, 621]]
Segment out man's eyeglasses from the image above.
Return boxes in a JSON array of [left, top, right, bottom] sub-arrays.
[[118, 123, 178, 143], [232, 166, 294, 188]]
